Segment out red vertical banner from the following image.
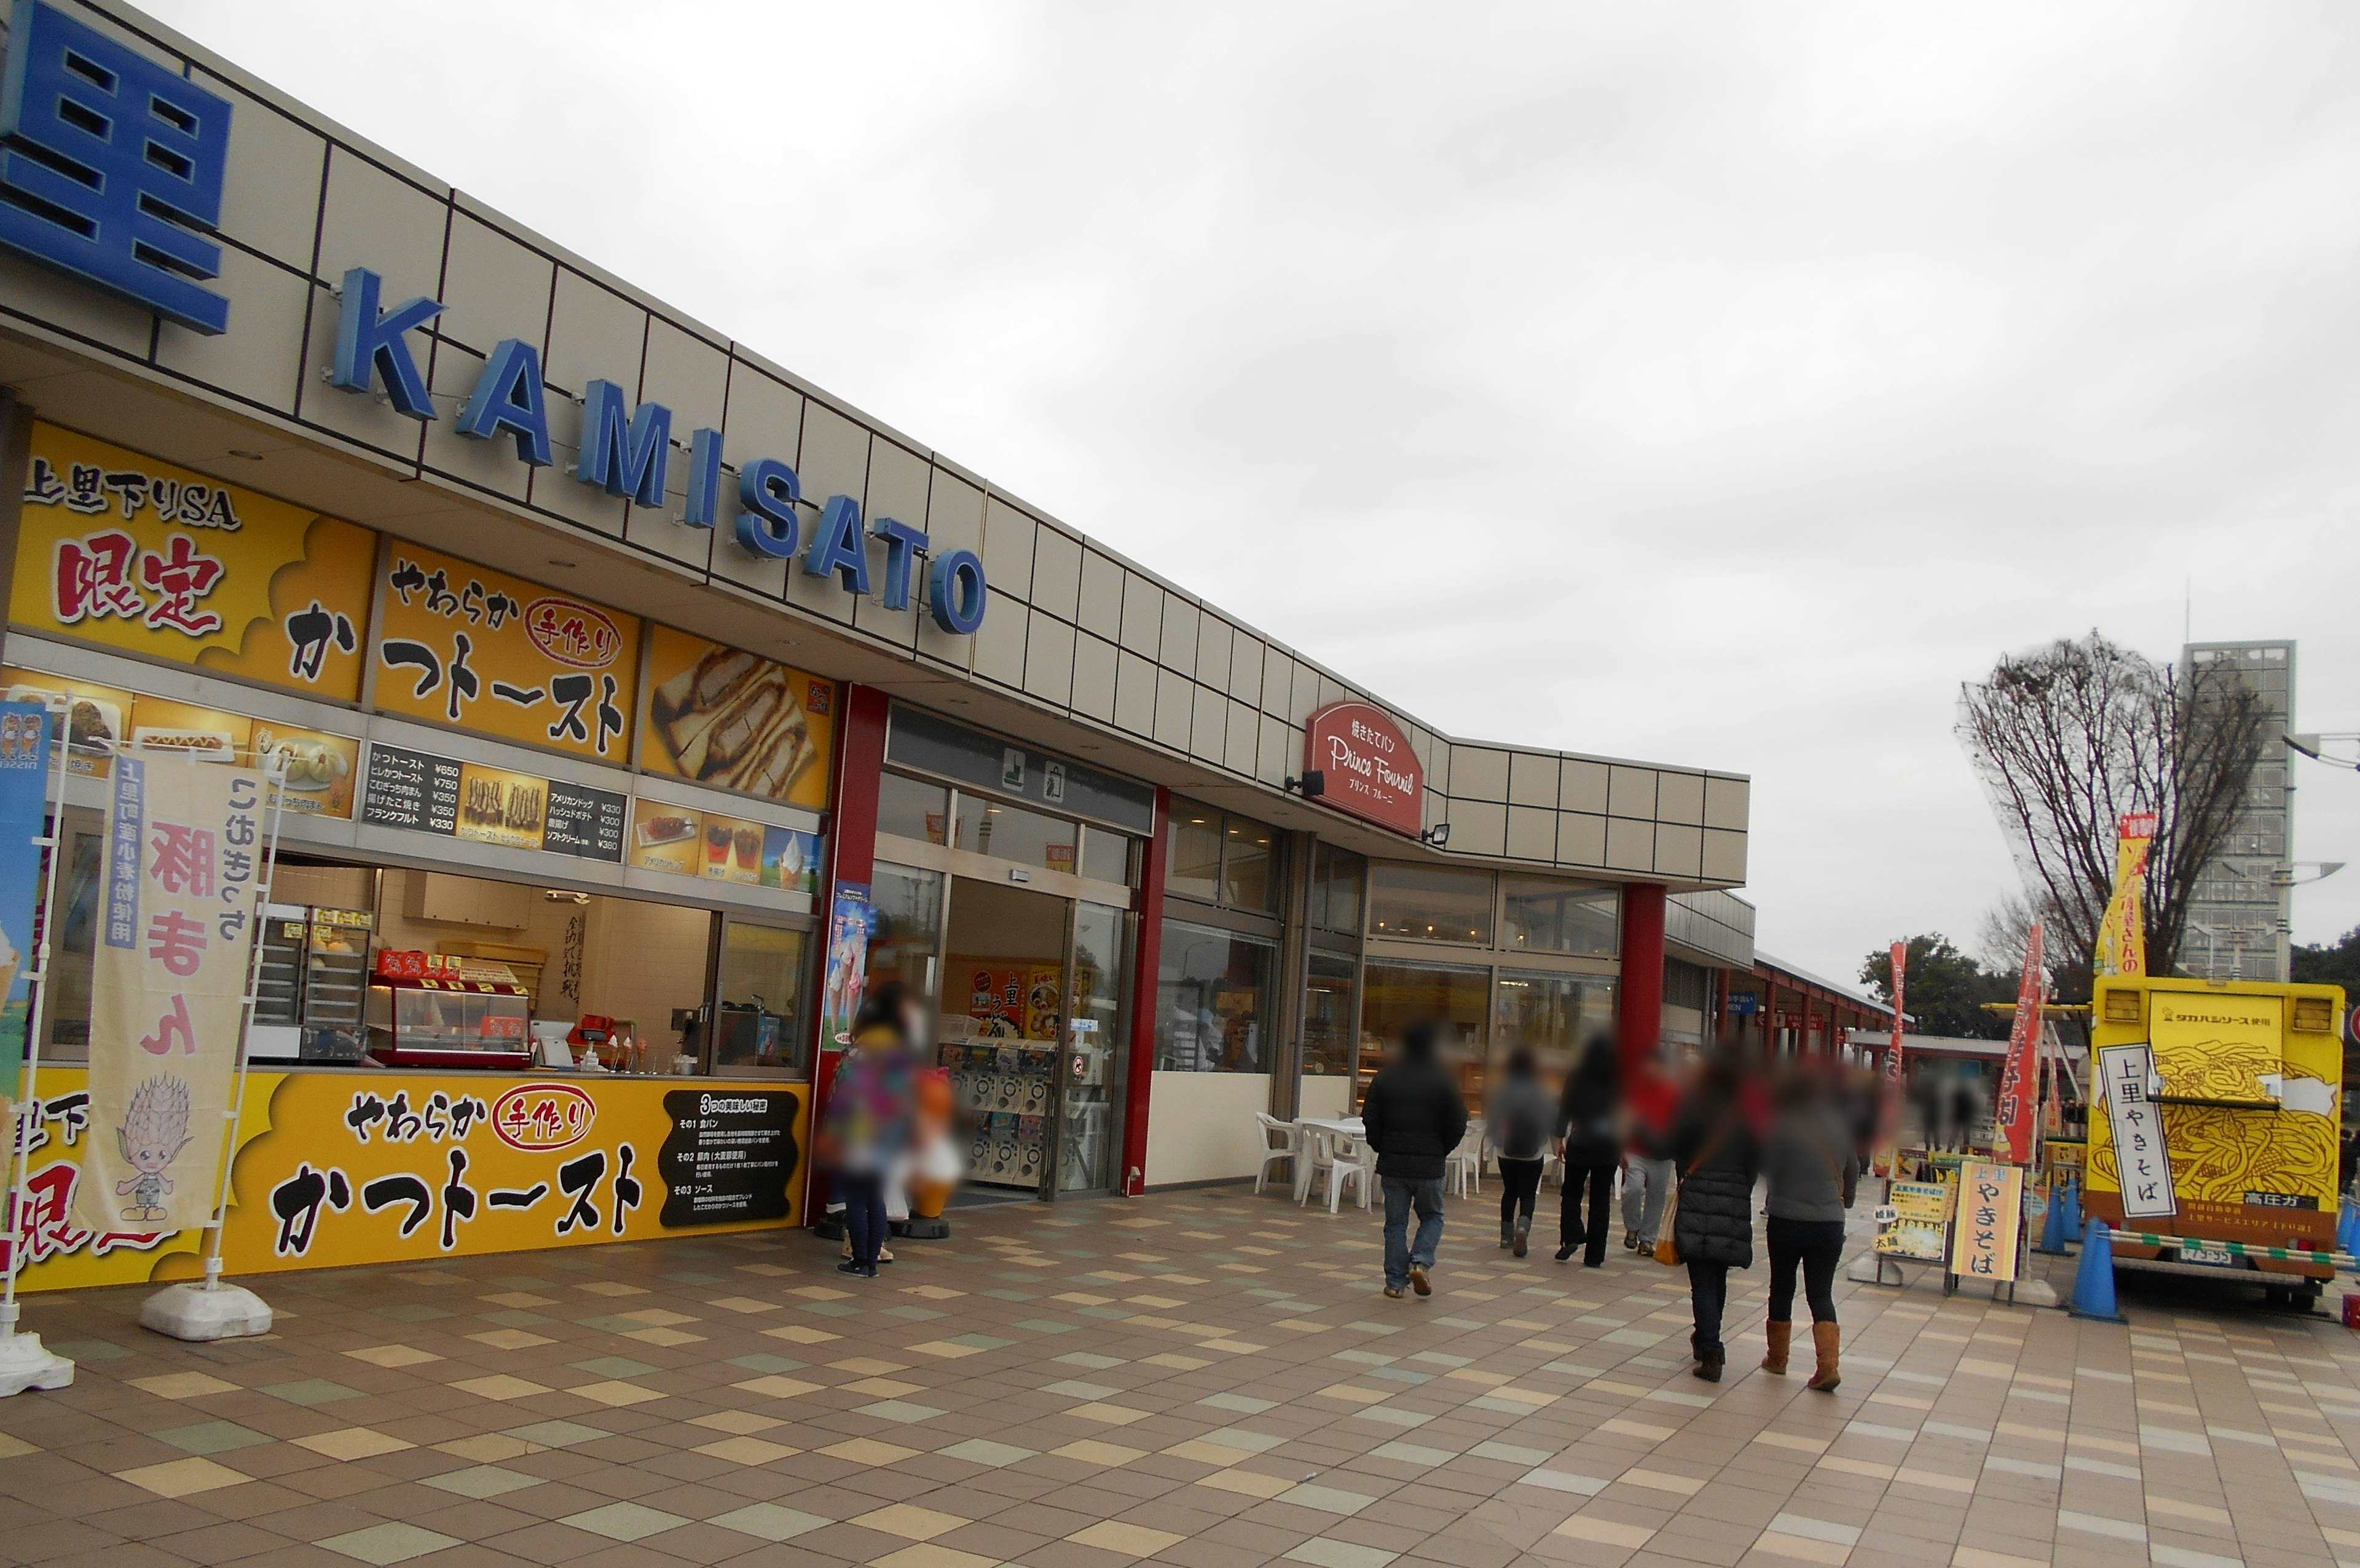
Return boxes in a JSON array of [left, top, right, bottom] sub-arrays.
[[1873, 940, 1906, 1176], [1994, 925, 2045, 1165]]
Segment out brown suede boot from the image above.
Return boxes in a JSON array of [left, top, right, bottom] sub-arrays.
[[1761, 1320, 1791, 1375], [1806, 1322, 1841, 1391]]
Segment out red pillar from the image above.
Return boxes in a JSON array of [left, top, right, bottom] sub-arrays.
[[1617, 882, 1666, 1073], [803, 683, 889, 1223], [1118, 788, 1170, 1195]]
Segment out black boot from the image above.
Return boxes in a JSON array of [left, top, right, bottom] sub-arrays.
[[1694, 1347, 1724, 1383], [1500, 1220, 1514, 1249]]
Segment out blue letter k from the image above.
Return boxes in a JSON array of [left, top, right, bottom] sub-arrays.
[[329, 266, 444, 420]]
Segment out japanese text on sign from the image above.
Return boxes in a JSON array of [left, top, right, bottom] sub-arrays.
[[2100, 1042, 2178, 1220]]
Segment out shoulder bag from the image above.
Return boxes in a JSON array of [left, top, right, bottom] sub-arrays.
[[1653, 1113, 1735, 1268]]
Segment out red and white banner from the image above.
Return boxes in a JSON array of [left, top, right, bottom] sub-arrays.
[[72, 756, 268, 1234], [1992, 924, 2045, 1166]]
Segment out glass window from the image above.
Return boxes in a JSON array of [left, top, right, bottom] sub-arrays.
[[711, 922, 811, 1076], [1501, 876, 1617, 956], [1079, 826, 1133, 887], [1155, 920, 1275, 1072], [1358, 960, 1490, 1106], [955, 795, 1077, 874], [1311, 842, 1364, 933], [1493, 970, 1616, 1079], [868, 863, 943, 1002], [1368, 863, 1494, 945], [1166, 805, 1222, 903], [1061, 902, 1132, 1191], [876, 771, 948, 845], [1223, 815, 1278, 911], [1304, 951, 1358, 1077]]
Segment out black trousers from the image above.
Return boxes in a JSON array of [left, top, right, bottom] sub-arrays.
[[1498, 1157, 1543, 1231], [836, 1172, 887, 1268], [1560, 1162, 1615, 1262], [1686, 1258, 1730, 1356], [1767, 1215, 1844, 1325]]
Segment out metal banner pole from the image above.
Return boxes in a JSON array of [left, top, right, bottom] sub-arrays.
[[0, 699, 81, 1395], [139, 753, 288, 1342]]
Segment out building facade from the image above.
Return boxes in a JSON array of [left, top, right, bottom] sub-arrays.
[[2182, 640, 2295, 982], [0, 0, 1748, 1252]]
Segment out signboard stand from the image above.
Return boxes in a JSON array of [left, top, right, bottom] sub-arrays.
[[138, 758, 289, 1343], [0, 700, 79, 1395]]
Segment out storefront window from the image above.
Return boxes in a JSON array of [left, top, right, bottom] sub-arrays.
[[868, 863, 943, 1001], [1155, 920, 1275, 1073], [955, 794, 1077, 874], [1368, 863, 1495, 945], [1166, 807, 1222, 902], [1080, 826, 1133, 886], [1501, 876, 1617, 957], [877, 771, 948, 845], [1063, 901, 1131, 1190], [1304, 951, 1358, 1077], [1223, 817, 1277, 911], [1494, 970, 1616, 1077], [1358, 959, 1490, 1105], [1310, 842, 1364, 934], [712, 921, 811, 1076]]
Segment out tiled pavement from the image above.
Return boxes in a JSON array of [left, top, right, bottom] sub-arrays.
[[7, 1186, 2360, 1567]]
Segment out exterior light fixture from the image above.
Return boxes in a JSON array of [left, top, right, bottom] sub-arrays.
[[1420, 823, 1450, 847], [1284, 770, 1325, 798]]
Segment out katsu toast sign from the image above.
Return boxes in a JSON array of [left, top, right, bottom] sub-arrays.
[[1305, 702, 1423, 836]]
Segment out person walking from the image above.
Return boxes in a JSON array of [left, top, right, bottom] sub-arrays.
[[1361, 1021, 1469, 1299], [814, 991, 918, 1278], [1620, 1052, 1678, 1253], [1553, 1037, 1621, 1265], [1760, 1065, 1859, 1390], [1648, 1052, 1761, 1381], [1486, 1046, 1553, 1256]]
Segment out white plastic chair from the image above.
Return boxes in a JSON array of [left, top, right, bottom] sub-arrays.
[[1253, 1113, 1300, 1196], [1296, 1123, 1335, 1204], [1446, 1124, 1485, 1198], [1321, 1133, 1375, 1213]]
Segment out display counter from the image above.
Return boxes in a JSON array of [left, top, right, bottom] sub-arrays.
[[6, 1064, 812, 1293]]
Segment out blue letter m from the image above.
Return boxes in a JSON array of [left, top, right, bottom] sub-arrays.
[[0, 0, 232, 333], [575, 380, 672, 507]]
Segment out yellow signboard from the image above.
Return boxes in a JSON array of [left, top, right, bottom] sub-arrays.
[[1875, 1178, 1953, 1260], [455, 760, 548, 852], [373, 544, 640, 764], [2152, 990, 2283, 1105], [4, 1068, 811, 1291], [1947, 1159, 2024, 1282], [639, 622, 835, 809], [12, 423, 376, 701]]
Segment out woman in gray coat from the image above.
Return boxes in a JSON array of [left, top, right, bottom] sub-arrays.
[[1759, 1065, 1859, 1390]]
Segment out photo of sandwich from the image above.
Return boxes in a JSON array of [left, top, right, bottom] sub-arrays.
[[641, 626, 835, 807]]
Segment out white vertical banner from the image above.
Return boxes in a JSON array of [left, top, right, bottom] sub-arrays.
[[2098, 1042, 2176, 1221], [71, 756, 268, 1236]]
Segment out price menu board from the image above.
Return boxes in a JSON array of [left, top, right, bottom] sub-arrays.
[[363, 742, 625, 864], [656, 1088, 802, 1226]]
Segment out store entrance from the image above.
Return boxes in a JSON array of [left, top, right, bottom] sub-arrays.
[[937, 876, 1129, 1198]]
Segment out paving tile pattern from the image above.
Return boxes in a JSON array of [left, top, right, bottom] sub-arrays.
[[6, 1185, 2360, 1566]]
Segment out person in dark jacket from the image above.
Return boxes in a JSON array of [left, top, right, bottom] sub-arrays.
[[1485, 1046, 1553, 1256], [1759, 1065, 1859, 1391], [1646, 1052, 1761, 1381], [1553, 1037, 1621, 1266], [1361, 1021, 1469, 1299]]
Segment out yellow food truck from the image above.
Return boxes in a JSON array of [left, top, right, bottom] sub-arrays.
[[2086, 975, 2346, 1309]]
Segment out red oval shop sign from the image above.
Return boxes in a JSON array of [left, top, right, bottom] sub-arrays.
[[492, 1082, 597, 1153], [522, 597, 624, 668], [1305, 700, 1424, 836]]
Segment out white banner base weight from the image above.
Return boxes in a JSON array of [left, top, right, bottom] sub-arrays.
[[140, 1282, 272, 1341], [0, 1330, 74, 1395]]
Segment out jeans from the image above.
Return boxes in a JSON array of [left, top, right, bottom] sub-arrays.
[[1382, 1176, 1446, 1287], [1767, 1215, 1845, 1325], [1622, 1156, 1674, 1244], [836, 1171, 887, 1268], [1497, 1158, 1543, 1233], [1561, 1162, 1615, 1263], [1686, 1258, 1730, 1357]]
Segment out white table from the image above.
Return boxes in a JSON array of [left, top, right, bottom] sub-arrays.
[[1293, 1117, 1367, 1205]]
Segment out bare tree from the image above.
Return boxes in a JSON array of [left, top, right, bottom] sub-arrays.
[[1957, 632, 2267, 998], [1976, 888, 2055, 973]]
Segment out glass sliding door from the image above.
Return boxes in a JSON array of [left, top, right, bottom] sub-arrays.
[[1057, 901, 1132, 1194]]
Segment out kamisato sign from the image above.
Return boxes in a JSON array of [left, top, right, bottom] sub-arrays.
[[1304, 700, 1423, 837]]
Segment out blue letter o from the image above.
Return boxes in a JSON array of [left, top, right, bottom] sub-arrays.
[[928, 550, 988, 635]]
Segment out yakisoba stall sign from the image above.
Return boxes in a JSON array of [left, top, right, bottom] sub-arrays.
[[1304, 700, 1425, 836]]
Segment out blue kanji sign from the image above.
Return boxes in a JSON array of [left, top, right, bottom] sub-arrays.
[[0, 0, 232, 332]]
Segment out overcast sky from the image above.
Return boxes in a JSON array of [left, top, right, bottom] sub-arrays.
[[150, 2, 2360, 987]]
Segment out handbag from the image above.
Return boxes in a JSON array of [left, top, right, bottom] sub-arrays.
[[1653, 1113, 1736, 1268]]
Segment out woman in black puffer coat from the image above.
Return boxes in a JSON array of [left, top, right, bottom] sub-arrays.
[[1646, 1054, 1761, 1382]]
